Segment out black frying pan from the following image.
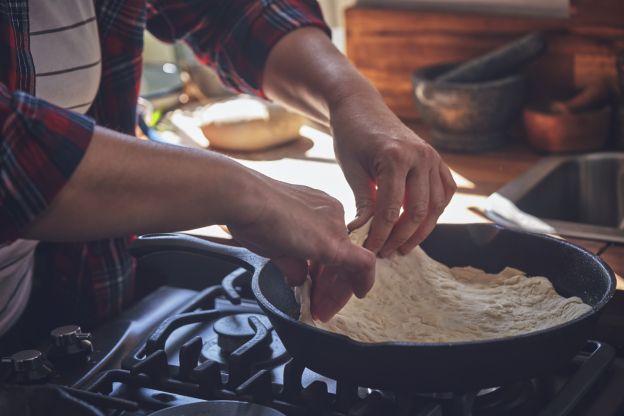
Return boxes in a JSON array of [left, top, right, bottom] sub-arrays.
[[148, 400, 285, 416], [132, 223, 615, 392]]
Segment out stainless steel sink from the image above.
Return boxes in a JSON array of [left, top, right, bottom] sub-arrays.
[[485, 152, 624, 243]]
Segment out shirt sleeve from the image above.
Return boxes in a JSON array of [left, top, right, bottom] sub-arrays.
[[0, 83, 95, 242], [145, 0, 331, 97]]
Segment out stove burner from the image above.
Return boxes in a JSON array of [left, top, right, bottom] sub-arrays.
[[149, 400, 286, 416], [473, 381, 541, 415], [201, 314, 287, 367], [413, 381, 541, 416], [214, 314, 273, 353], [3, 247, 618, 416]]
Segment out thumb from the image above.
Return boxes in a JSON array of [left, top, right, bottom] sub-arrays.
[[331, 241, 376, 298], [347, 178, 376, 232], [273, 256, 309, 287]]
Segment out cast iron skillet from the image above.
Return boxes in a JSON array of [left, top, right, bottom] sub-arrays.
[[148, 400, 285, 416], [132, 223, 615, 392]]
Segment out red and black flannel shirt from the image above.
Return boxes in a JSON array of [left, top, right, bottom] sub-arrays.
[[0, 0, 329, 325]]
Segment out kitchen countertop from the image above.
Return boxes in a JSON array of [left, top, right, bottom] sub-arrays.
[[184, 121, 624, 290]]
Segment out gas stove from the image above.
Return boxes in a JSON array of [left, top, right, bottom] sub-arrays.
[[2, 246, 624, 416]]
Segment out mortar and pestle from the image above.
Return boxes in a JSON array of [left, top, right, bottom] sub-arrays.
[[523, 80, 613, 153], [412, 33, 545, 152]]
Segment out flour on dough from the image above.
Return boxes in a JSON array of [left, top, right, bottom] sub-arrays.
[[297, 221, 592, 343]]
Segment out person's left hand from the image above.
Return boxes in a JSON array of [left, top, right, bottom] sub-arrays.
[[329, 91, 456, 257]]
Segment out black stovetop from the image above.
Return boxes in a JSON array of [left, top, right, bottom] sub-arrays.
[[2, 264, 624, 416]]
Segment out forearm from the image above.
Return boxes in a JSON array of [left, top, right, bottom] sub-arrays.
[[22, 126, 262, 241], [263, 27, 385, 125], [264, 26, 456, 258]]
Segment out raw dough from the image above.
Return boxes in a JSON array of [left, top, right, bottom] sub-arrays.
[[296, 221, 591, 343]]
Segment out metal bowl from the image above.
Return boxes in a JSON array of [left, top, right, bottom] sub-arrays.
[[412, 63, 527, 152]]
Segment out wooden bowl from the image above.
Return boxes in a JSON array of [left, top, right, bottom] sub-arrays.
[[523, 105, 611, 153]]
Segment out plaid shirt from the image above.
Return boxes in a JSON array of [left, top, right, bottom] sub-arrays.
[[0, 0, 328, 325]]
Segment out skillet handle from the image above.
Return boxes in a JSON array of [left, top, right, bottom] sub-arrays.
[[129, 233, 268, 273]]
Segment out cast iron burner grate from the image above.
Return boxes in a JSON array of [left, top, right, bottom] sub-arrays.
[[70, 269, 616, 416]]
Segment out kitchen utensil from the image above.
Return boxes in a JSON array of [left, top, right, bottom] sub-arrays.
[[130, 224, 615, 392], [523, 105, 611, 153], [549, 80, 612, 114], [412, 63, 526, 151], [149, 401, 286, 416], [197, 96, 305, 152], [436, 32, 546, 83]]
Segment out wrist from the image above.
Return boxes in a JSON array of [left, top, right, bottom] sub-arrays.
[[212, 157, 268, 227], [324, 73, 384, 115]]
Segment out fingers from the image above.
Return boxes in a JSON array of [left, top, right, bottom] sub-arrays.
[[319, 238, 376, 296], [348, 207, 374, 232], [310, 265, 353, 322], [348, 179, 376, 232], [440, 163, 457, 204], [338, 243, 376, 298], [379, 167, 430, 257], [274, 257, 309, 287], [399, 168, 447, 254], [364, 166, 407, 254], [311, 240, 376, 321]]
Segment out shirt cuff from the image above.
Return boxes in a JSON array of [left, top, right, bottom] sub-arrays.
[[0, 86, 95, 241]]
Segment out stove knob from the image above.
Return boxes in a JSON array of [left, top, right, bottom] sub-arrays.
[[9, 350, 54, 383], [50, 325, 93, 357]]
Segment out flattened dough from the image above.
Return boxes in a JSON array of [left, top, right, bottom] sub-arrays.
[[296, 221, 591, 343]]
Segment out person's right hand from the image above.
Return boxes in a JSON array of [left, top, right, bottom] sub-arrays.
[[227, 176, 375, 321]]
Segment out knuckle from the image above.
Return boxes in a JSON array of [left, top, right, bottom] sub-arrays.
[[320, 241, 341, 265], [356, 198, 374, 211], [377, 143, 408, 168], [329, 198, 344, 212], [434, 201, 447, 213], [319, 194, 344, 213], [432, 202, 446, 215], [363, 250, 376, 268], [419, 144, 437, 161], [384, 142, 405, 158], [316, 189, 332, 199], [383, 238, 403, 252], [381, 207, 401, 224], [408, 204, 428, 222]]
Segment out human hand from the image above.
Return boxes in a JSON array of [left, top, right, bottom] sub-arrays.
[[227, 175, 375, 320], [330, 92, 456, 257]]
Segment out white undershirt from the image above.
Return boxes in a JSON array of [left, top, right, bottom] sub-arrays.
[[0, 0, 101, 336]]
